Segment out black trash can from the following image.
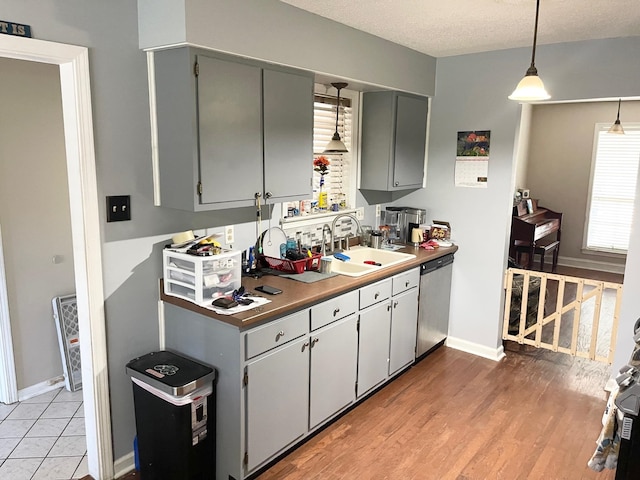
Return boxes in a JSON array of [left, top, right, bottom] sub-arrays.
[[126, 350, 216, 480]]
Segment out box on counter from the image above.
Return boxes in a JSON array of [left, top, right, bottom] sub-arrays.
[[429, 221, 451, 241], [163, 249, 241, 305]]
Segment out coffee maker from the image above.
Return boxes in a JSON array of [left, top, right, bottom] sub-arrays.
[[382, 207, 427, 245]]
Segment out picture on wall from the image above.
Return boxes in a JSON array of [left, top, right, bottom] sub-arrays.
[[455, 130, 490, 188]]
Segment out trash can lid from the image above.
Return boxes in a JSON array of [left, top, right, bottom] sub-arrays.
[[125, 350, 215, 397]]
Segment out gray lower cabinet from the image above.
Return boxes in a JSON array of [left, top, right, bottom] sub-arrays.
[[151, 47, 313, 211], [246, 337, 309, 472], [389, 268, 420, 375], [360, 90, 429, 191], [309, 314, 358, 428], [357, 301, 391, 397], [162, 269, 419, 480], [389, 287, 419, 375]]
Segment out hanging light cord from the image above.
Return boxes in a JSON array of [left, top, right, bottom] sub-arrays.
[[333, 87, 342, 140], [616, 99, 622, 122], [526, 0, 541, 76]]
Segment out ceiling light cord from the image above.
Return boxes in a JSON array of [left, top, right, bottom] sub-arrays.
[[527, 0, 541, 76], [608, 98, 625, 134]]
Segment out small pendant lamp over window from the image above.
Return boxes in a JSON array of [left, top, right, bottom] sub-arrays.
[[509, 0, 550, 102], [324, 82, 349, 154], [608, 99, 625, 135]]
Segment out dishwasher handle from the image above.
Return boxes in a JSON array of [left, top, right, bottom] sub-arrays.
[[421, 254, 454, 275]]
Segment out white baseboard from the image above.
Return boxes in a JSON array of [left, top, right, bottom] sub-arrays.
[[445, 336, 506, 362], [114, 451, 136, 479], [18, 375, 66, 402], [557, 255, 625, 275]]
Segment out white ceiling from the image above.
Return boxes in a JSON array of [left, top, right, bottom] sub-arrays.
[[280, 0, 640, 58]]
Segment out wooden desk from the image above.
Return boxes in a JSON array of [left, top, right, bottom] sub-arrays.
[[510, 199, 562, 270]]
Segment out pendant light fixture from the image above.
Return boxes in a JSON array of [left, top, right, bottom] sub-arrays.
[[508, 0, 550, 102], [323, 82, 349, 154], [608, 99, 625, 135]]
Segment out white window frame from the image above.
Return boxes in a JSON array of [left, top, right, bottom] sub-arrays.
[[583, 122, 640, 255], [281, 84, 360, 222]]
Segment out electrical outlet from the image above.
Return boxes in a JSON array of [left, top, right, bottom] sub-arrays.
[[106, 195, 131, 222], [375, 204, 381, 217], [224, 225, 234, 245], [355, 207, 364, 220]]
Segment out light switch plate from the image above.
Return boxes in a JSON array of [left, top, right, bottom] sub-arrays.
[[106, 195, 131, 222], [356, 207, 364, 220]]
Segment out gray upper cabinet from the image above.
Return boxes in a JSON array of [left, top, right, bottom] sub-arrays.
[[263, 69, 314, 203], [360, 91, 428, 191], [151, 47, 313, 211]]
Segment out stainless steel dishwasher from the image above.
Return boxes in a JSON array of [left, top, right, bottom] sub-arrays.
[[416, 253, 454, 359]]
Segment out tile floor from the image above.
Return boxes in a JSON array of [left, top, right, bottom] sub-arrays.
[[0, 387, 87, 480]]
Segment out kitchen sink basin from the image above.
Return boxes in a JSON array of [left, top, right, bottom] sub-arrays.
[[330, 246, 416, 277]]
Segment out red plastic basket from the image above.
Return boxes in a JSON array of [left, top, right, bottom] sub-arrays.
[[260, 253, 322, 274]]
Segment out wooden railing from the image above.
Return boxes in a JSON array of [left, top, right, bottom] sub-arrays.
[[502, 267, 623, 364]]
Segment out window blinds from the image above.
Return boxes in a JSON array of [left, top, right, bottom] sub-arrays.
[[312, 95, 353, 208], [585, 125, 640, 253]]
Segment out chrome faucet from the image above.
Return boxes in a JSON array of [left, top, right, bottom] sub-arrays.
[[320, 224, 332, 256], [330, 214, 362, 253]]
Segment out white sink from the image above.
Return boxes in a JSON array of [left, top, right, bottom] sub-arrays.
[[330, 246, 416, 277]]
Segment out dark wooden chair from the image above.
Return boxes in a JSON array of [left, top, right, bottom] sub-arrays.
[[514, 239, 560, 273]]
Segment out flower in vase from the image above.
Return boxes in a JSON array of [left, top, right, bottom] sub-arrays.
[[313, 156, 330, 176]]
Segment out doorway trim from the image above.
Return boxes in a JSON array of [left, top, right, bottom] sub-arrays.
[[0, 225, 18, 404], [0, 35, 113, 479]]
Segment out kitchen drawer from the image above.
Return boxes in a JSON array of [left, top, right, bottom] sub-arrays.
[[245, 309, 309, 359], [392, 268, 420, 296], [360, 278, 392, 310], [310, 290, 359, 331]]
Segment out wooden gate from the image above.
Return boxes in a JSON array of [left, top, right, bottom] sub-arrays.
[[502, 267, 623, 364]]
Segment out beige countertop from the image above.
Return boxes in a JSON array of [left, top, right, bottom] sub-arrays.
[[160, 244, 457, 330]]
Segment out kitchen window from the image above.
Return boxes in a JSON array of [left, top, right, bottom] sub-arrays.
[[312, 86, 357, 210], [583, 123, 640, 254], [282, 84, 359, 218]]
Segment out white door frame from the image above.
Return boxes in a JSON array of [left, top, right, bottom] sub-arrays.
[[0, 35, 113, 479], [0, 224, 18, 404]]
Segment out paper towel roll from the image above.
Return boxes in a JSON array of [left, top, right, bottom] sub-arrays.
[[172, 230, 195, 245]]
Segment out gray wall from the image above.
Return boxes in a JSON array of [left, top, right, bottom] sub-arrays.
[[138, 0, 437, 97], [526, 101, 640, 268], [0, 58, 74, 390], [395, 37, 640, 368]]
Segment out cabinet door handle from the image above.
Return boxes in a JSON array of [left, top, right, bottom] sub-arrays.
[[333, 308, 340, 317], [276, 330, 285, 341], [394, 181, 399, 186], [374, 292, 380, 299], [311, 337, 319, 348], [264, 191, 273, 200], [393, 301, 398, 309], [301, 341, 310, 352], [405, 280, 410, 287], [387, 304, 391, 311]]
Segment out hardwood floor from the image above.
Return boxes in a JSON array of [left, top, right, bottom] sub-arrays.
[[112, 346, 617, 480], [256, 347, 615, 480]]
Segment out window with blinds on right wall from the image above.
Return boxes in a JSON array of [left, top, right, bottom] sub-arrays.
[[584, 123, 640, 254]]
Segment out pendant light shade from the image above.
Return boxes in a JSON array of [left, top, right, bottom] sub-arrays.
[[608, 99, 625, 135], [324, 82, 349, 154], [508, 0, 550, 102]]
